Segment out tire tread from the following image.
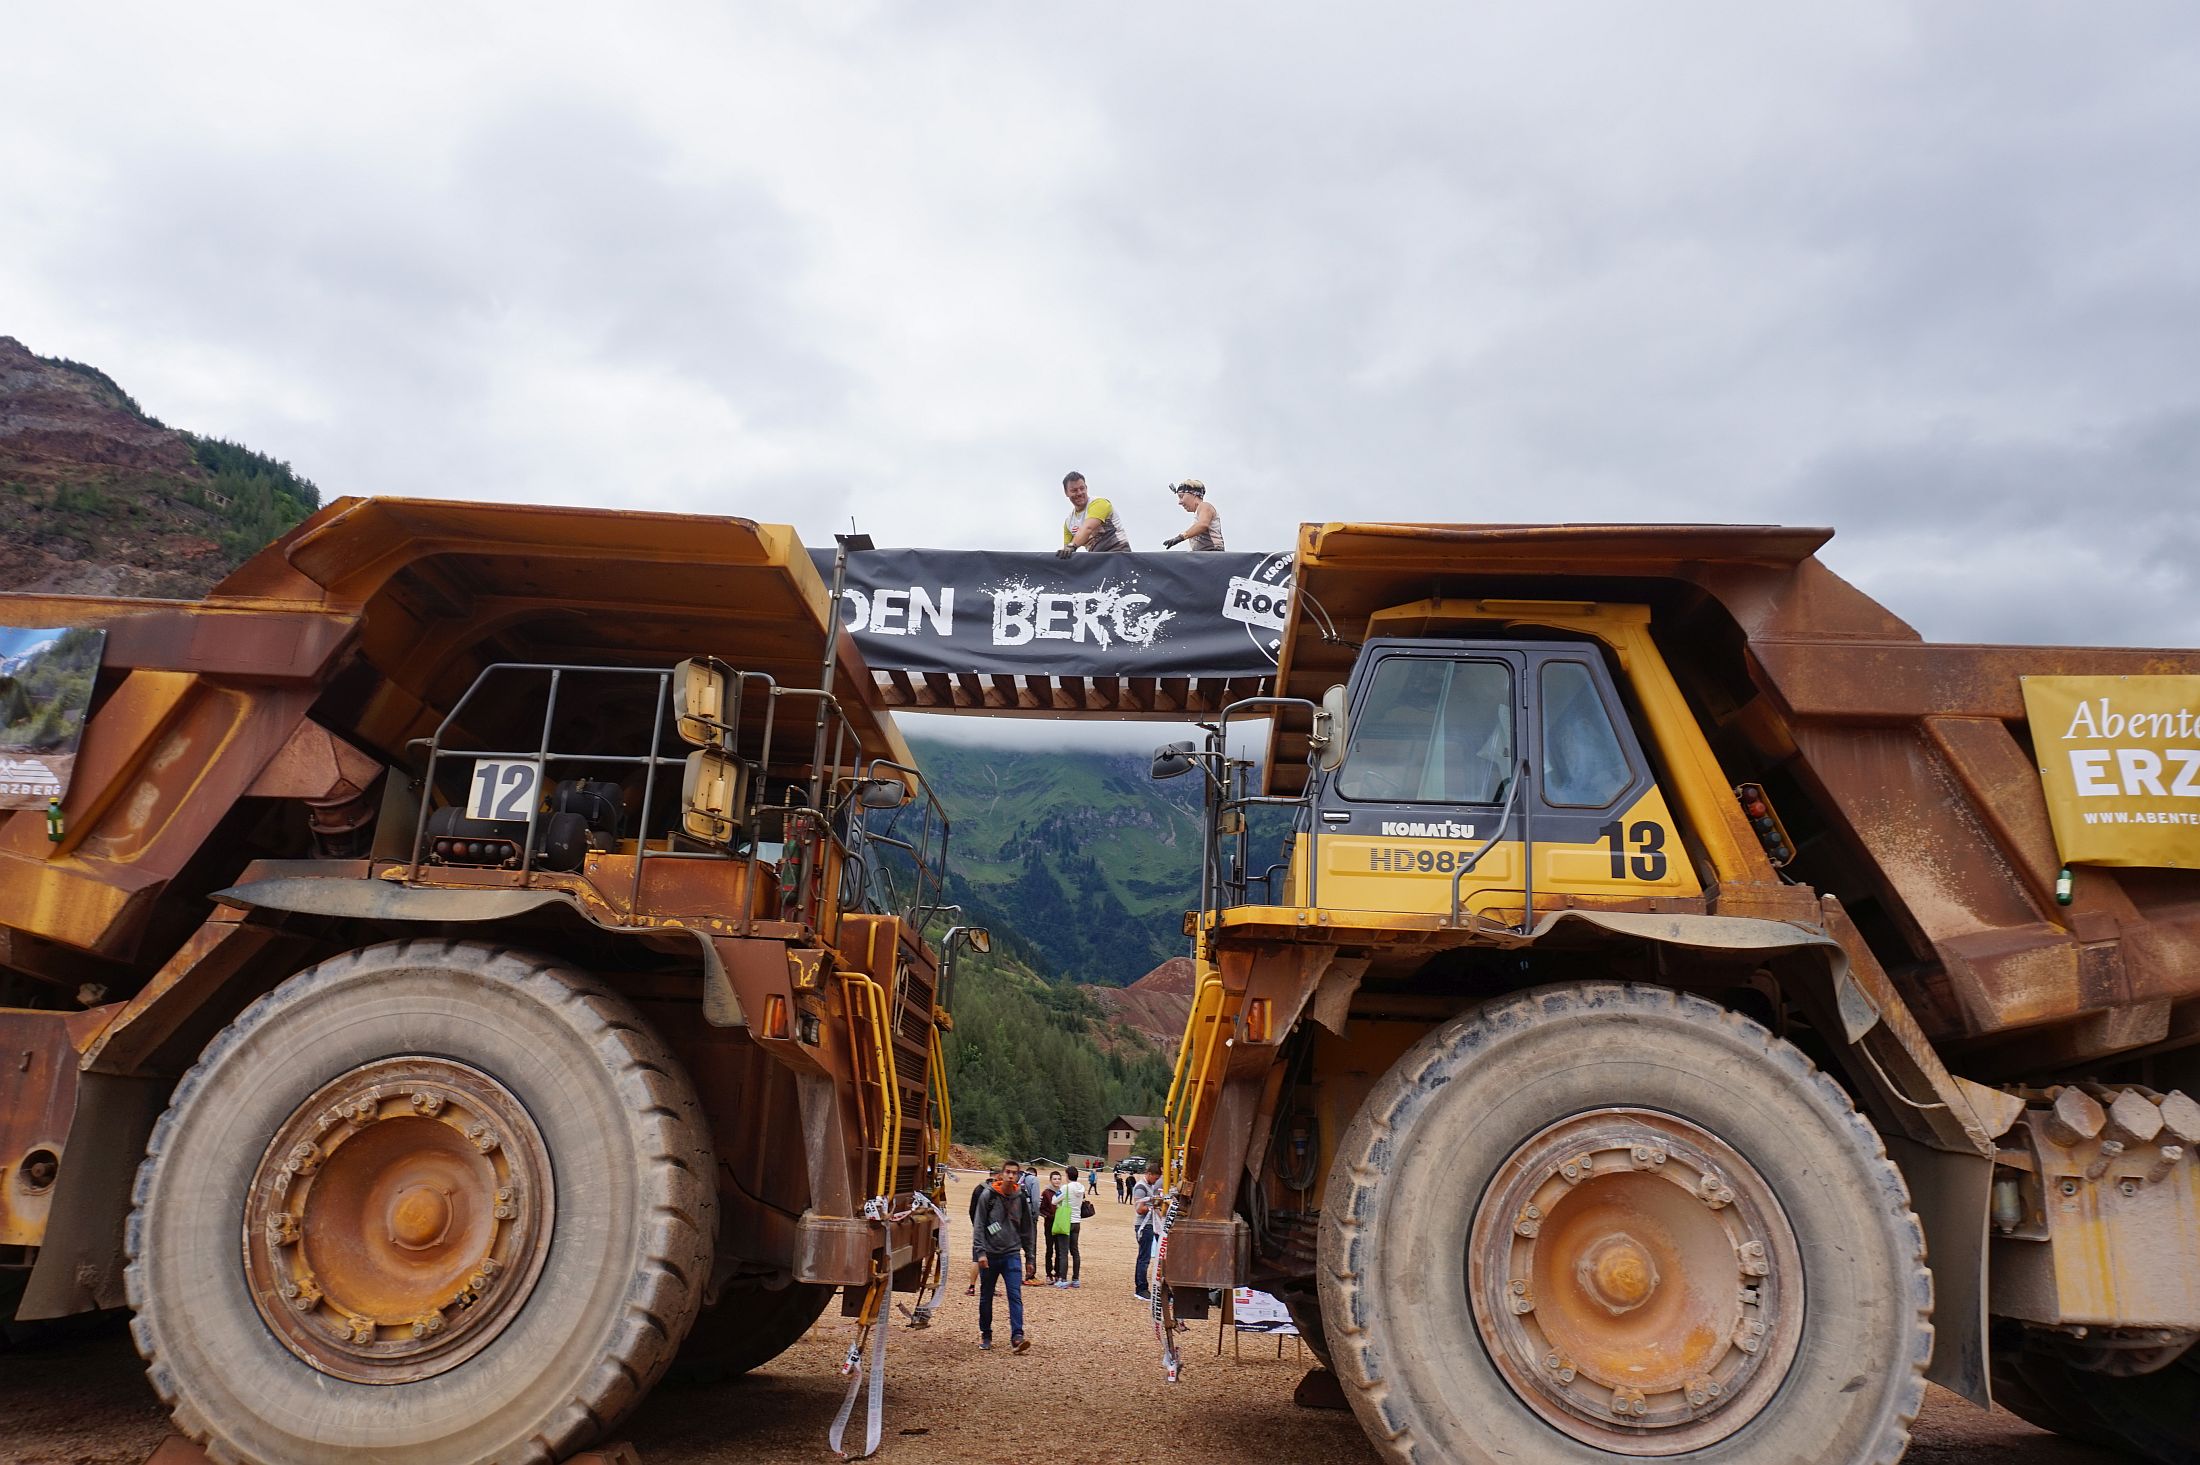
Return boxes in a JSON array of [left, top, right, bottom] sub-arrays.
[[125, 938, 716, 1464], [1318, 981, 1930, 1465]]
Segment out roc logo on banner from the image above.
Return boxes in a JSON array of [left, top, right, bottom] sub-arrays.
[[2021, 674, 2200, 869]]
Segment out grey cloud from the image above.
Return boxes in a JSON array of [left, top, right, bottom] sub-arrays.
[[1802, 408, 2200, 646], [4, 2, 2200, 663]]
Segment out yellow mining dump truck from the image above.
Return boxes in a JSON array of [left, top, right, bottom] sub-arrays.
[[1155, 523, 2200, 1465], [0, 498, 971, 1463]]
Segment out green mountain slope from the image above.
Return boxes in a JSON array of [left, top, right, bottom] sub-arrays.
[[909, 736, 1204, 985], [942, 943, 1174, 1161]]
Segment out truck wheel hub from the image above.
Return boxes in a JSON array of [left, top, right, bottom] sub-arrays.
[[1578, 1232, 1658, 1314], [1469, 1108, 1803, 1455], [243, 1056, 555, 1384], [389, 1184, 453, 1250]]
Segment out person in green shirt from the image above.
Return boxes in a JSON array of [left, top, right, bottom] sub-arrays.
[[1058, 471, 1131, 556]]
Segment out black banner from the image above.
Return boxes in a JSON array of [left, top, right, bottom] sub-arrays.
[[812, 550, 1295, 679]]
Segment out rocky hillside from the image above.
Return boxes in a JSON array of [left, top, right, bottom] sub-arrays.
[[1081, 956, 1196, 1050], [0, 336, 319, 597]]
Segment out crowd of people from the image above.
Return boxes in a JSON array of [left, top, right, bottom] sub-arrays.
[[1056, 471, 1225, 556], [961, 1156, 1168, 1353]]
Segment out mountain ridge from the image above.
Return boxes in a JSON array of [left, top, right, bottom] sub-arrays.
[[0, 335, 319, 598], [910, 735, 1203, 986]]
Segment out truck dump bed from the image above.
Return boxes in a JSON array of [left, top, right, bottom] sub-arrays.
[[1267, 521, 2200, 1068], [0, 495, 910, 974]]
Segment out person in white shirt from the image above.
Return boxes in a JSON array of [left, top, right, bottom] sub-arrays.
[[1050, 1165, 1088, 1287], [1132, 1159, 1163, 1299]]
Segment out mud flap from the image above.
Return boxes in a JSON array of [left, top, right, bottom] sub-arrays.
[[1886, 1135, 1995, 1408]]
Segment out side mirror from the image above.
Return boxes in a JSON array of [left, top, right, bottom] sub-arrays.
[[1151, 740, 1198, 780], [680, 747, 748, 843], [1315, 684, 1350, 772], [966, 927, 992, 954], [673, 658, 730, 747], [858, 777, 910, 810]]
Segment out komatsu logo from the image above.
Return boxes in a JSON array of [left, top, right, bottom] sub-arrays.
[[1379, 820, 1476, 838]]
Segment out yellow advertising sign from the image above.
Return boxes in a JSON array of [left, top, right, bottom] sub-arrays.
[[2021, 675, 2200, 869]]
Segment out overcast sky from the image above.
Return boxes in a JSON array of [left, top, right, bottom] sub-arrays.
[[5, 5, 2197, 746]]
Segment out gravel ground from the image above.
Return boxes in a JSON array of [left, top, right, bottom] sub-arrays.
[[0, 1175, 2132, 1464]]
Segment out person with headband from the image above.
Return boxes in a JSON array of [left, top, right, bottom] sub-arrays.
[[1161, 479, 1224, 550]]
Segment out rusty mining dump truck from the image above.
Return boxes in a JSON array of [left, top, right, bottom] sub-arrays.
[[1155, 523, 2200, 1465], [0, 498, 965, 1463]]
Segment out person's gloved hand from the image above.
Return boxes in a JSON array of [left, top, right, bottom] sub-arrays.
[[1055, 546, 1074, 559], [1162, 536, 1183, 548]]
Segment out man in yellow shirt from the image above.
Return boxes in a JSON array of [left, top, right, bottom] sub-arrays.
[[1057, 471, 1131, 557]]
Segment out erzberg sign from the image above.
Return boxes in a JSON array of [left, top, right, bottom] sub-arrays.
[[2021, 674, 2200, 869], [811, 549, 1294, 680]]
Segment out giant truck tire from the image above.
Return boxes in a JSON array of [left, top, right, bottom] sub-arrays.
[[1316, 983, 1931, 1465], [670, 1282, 837, 1383], [1993, 1340, 2199, 1464], [125, 940, 716, 1465]]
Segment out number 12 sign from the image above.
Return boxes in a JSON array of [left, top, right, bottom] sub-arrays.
[[467, 760, 543, 822]]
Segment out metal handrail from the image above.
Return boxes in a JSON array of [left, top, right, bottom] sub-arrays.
[[843, 969, 903, 1199], [404, 659, 890, 942], [1447, 756, 1528, 927], [1160, 973, 1229, 1194], [927, 1025, 952, 1177], [845, 756, 952, 940], [1177, 695, 1327, 925], [407, 662, 692, 897]]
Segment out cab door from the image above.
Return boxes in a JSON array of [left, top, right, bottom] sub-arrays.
[[1301, 640, 1698, 917], [1525, 648, 1698, 903]]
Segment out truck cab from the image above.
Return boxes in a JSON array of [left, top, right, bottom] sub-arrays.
[[1289, 629, 1700, 920]]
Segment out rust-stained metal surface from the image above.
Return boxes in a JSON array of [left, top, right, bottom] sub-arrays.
[[1264, 521, 2200, 1061], [242, 1055, 555, 1384], [862, 667, 1275, 719], [1468, 1108, 1802, 1454], [0, 1006, 113, 1246], [1989, 1085, 2200, 1330], [1, 497, 947, 1349], [0, 497, 912, 981]]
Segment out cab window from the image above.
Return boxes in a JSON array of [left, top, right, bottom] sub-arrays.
[[1540, 661, 1631, 807], [1337, 658, 1513, 804]]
